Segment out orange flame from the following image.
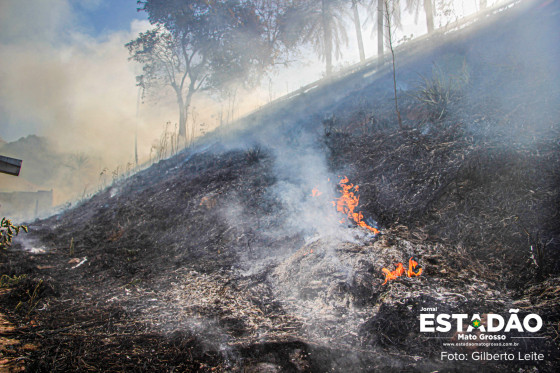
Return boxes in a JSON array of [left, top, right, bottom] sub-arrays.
[[407, 257, 423, 278], [382, 257, 423, 284], [334, 177, 380, 234], [311, 187, 322, 197]]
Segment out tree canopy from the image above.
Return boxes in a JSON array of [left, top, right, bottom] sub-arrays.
[[127, 0, 298, 142]]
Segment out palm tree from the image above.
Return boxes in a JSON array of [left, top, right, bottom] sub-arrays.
[[362, 0, 401, 64], [377, 0, 384, 61], [288, 0, 349, 76], [351, 0, 366, 62], [384, 0, 404, 128], [406, 0, 434, 34]]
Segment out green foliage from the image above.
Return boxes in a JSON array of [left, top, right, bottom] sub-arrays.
[[1, 217, 28, 250], [129, 1, 294, 92], [128, 0, 298, 141], [286, 0, 349, 75], [0, 274, 27, 288]]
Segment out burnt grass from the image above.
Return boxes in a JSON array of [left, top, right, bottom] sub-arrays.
[[2, 1, 560, 372]]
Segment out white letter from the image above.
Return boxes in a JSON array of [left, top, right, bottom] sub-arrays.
[[523, 314, 543, 333], [505, 313, 523, 332], [452, 314, 468, 331], [420, 314, 435, 332], [436, 314, 451, 332], [487, 314, 504, 332], [467, 314, 486, 332]]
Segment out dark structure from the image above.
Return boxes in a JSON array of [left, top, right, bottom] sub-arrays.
[[0, 155, 22, 176]]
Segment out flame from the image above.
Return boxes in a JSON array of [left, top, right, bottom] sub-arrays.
[[334, 177, 380, 234], [382, 263, 405, 285], [311, 187, 322, 197], [382, 257, 423, 284], [407, 257, 423, 278]]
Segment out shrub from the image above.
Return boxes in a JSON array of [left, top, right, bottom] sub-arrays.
[[412, 60, 469, 122], [245, 145, 264, 164], [0, 217, 28, 250]]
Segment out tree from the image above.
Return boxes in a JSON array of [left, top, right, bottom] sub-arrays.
[[127, 26, 197, 145], [127, 0, 290, 145], [377, 0, 384, 61], [363, 0, 401, 65], [351, 0, 366, 62], [285, 0, 349, 76], [252, 0, 304, 67], [384, 0, 403, 129], [406, 0, 434, 34]]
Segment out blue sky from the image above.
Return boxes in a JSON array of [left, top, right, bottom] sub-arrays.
[[72, 0, 148, 37]]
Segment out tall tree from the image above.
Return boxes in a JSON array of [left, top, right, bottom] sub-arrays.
[[377, 0, 384, 61], [406, 0, 434, 34], [127, 25, 204, 145], [284, 0, 349, 76], [384, 0, 403, 129], [127, 0, 291, 145], [351, 0, 366, 63], [363, 0, 401, 64]]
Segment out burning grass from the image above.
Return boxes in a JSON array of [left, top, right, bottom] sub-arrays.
[[323, 113, 560, 284], [334, 177, 380, 235], [382, 257, 422, 285], [1, 123, 558, 371]]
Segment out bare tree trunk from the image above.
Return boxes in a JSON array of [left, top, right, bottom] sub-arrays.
[[377, 0, 384, 66], [322, 0, 333, 76], [352, 0, 365, 63], [135, 86, 141, 167], [480, 0, 487, 10], [177, 93, 186, 142], [385, 0, 403, 130], [424, 0, 434, 33], [183, 90, 194, 147]]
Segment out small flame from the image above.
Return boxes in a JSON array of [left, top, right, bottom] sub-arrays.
[[407, 257, 423, 278], [335, 177, 380, 234], [382, 257, 423, 285], [311, 187, 322, 197]]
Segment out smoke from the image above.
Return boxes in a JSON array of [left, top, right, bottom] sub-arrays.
[[0, 2, 157, 164], [0, 0, 360, 171], [0, 0, 317, 173], [268, 132, 348, 241]]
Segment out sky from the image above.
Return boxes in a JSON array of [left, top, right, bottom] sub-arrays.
[[0, 0, 494, 167], [0, 0, 154, 165], [72, 0, 148, 36]]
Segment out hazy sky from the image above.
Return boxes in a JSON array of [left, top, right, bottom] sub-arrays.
[[0, 0, 153, 166], [0, 0, 489, 165]]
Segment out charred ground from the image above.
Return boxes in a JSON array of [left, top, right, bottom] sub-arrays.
[[1, 1, 560, 372]]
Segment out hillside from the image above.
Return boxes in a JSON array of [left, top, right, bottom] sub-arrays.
[[1, 1, 559, 372]]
